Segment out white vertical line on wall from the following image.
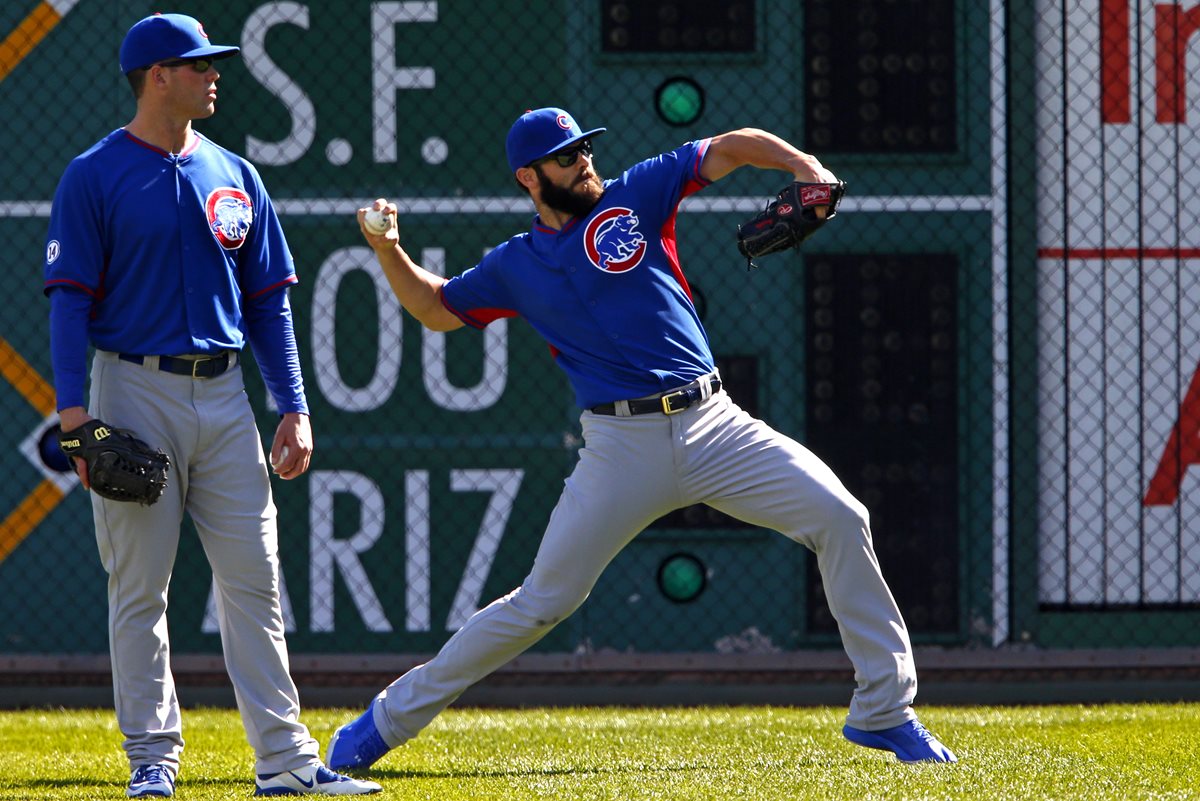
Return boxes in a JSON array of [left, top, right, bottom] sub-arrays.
[[991, 0, 1011, 646]]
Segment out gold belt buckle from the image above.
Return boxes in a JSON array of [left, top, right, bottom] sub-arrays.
[[661, 390, 686, 415], [191, 355, 215, 377]]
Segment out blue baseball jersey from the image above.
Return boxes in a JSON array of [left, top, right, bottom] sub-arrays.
[[44, 129, 297, 356], [440, 139, 716, 408]]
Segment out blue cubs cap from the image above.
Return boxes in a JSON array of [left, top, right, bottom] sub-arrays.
[[119, 13, 240, 74], [505, 108, 606, 172]]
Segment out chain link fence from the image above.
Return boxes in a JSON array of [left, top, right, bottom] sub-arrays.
[[1, 0, 1198, 679]]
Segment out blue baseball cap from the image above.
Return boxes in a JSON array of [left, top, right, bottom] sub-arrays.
[[505, 108, 606, 172], [119, 13, 240, 74]]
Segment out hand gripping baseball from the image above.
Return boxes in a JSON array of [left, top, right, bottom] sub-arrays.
[[360, 199, 396, 237], [58, 419, 170, 505], [736, 180, 846, 269]]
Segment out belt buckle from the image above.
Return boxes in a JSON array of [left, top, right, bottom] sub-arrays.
[[191, 355, 215, 378], [660, 390, 687, 415]]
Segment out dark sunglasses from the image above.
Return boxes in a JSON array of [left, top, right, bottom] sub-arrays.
[[536, 140, 593, 168], [157, 57, 215, 73]]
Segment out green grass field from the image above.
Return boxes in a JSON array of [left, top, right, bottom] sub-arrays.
[[0, 703, 1195, 800]]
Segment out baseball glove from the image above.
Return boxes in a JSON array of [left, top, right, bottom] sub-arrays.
[[58, 419, 170, 506], [736, 180, 846, 268]]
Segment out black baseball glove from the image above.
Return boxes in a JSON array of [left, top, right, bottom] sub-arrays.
[[59, 419, 170, 506], [736, 180, 846, 268]]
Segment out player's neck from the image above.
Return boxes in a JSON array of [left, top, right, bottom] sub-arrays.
[[124, 114, 195, 156], [535, 203, 574, 231]]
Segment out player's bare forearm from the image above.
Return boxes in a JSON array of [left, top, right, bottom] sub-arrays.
[[375, 243, 463, 332], [58, 406, 92, 431], [701, 128, 836, 184], [357, 201, 464, 331]]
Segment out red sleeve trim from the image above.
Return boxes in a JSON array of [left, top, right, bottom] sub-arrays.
[[439, 292, 518, 329], [44, 278, 97, 297], [685, 138, 714, 197], [247, 275, 298, 299]]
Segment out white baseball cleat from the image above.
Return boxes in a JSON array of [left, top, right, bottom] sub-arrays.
[[253, 763, 382, 796]]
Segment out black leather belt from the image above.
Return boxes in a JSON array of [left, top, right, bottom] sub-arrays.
[[591, 377, 721, 416], [119, 352, 234, 378]]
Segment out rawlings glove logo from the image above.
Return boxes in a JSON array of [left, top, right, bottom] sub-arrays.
[[799, 184, 833, 206]]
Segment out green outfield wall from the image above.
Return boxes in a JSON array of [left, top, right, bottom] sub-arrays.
[[2, 0, 1198, 661]]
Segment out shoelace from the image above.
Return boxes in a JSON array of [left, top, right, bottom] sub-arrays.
[[132, 765, 172, 786], [908, 722, 936, 744]]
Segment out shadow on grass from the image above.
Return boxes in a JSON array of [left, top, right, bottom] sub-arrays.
[[14, 778, 122, 791], [367, 762, 709, 781], [15, 775, 250, 792]]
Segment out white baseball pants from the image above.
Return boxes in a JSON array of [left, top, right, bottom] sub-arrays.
[[88, 350, 319, 774], [373, 389, 917, 743]]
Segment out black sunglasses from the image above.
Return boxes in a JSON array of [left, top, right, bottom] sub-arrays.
[[535, 140, 593, 168], [157, 57, 215, 73]]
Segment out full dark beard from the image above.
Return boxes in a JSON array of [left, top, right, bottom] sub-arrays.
[[536, 166, 604, 219]]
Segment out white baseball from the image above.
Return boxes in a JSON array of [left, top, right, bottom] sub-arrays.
[[363, 208, 391, 234], [272, 445, 289, 468]]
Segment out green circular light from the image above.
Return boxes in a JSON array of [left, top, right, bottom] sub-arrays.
[[655, 77, 705, 126], [657, 552, 707, 603]]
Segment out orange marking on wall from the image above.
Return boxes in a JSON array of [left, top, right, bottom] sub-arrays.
[[0, 480, 65, 562], [0, 2, 63, 83], [0, 337, 66, 563], [0, 337, 56, 416]]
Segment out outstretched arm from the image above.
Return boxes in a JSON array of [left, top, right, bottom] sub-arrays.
[[700, 128, 837, 184], [358, 199, 464, 332]]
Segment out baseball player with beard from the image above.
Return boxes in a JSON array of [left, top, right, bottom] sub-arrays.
[[328, 108, 956, 769], [43, 13, 380, 798]]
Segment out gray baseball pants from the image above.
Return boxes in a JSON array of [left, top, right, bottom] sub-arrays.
[[88, 350, 319, 774], [372, 387, 917, 744]]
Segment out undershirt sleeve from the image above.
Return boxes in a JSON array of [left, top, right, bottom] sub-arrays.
[[48, 287, 93, 411]]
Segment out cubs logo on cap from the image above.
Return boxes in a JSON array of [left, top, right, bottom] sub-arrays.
[[119, 13, 240, 74], [506, 107, 607, 172]]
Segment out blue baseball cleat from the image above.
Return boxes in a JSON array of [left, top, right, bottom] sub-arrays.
[[843, 719, 958, 763], [126, 764, 175, 797], [326, 702, 391, 772]]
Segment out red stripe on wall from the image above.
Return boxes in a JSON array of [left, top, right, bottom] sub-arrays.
[[1038, 247, 1200, 259], [1101, 0, 1130, 123]]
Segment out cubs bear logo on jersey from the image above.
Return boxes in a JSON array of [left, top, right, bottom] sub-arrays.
[[584, 207, 647, 273], [205, 187, 254, 250]]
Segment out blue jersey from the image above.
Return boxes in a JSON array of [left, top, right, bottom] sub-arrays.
[[441, 139, 716, 408], [44, 129, 297, 355]]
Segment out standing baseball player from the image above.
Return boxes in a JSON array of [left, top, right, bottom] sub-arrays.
[[327, 108, 955, 769], [43, 13, 381, 798]]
